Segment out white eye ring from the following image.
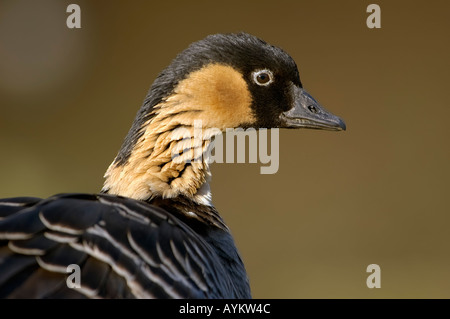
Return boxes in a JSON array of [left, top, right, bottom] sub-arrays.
[[252, 69, 274, 86]]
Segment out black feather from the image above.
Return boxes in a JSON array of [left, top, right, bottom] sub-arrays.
[[8, 233, 59, 255], [0, 197, 41, 219], [37, 244, 87, 273], [40, 198, 104, 234], [0, 206, 45, 239]]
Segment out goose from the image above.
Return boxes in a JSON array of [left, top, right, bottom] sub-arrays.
[[0, 32, 345, 298]]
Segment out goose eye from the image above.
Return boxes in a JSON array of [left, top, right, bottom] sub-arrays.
[[252, 69, 274, 86]]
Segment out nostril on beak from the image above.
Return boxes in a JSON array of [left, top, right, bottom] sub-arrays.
[[307, 105, 318, 114]]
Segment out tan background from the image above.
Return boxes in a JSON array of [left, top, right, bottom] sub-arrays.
[[1, 0, 449, 298]]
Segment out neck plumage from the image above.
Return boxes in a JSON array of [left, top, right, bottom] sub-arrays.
[[102, 99, 219, 207], [103, 63, 255, 210]]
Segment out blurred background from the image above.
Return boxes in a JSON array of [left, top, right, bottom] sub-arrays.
[[1, 0, 449, 298]]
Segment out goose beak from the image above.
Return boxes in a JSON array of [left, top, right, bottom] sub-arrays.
[[280, 85, 346, 131]]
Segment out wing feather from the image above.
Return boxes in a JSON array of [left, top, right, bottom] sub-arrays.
[[0, 193, 248, 298]]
